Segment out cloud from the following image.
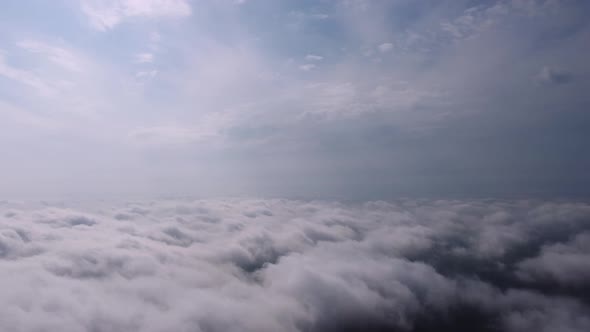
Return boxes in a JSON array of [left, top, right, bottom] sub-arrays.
[[128, 125, 201, 145], [136, 69, 158, 79], [1, 0, 590, 197], [378, 42, 393, 53], [299, 64, 316, 71], [516, 232, 590, 286], [305, 54, 323, 61], [288, 11, 330, 21], [127, 118, 227, 146], [135, 52, 154, 63], [0, 52, 56, 97], [535, 66, 573, 85], [17, 40, 84, 72], [0, 199, 589, 331], [80, 0, 192, 31]]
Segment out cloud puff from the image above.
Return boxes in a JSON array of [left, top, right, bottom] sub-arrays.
[[378, 42, 393, 53], [135, 53, 154, 64], [516, 232, 590, 286], [299, 64, 316, 71], [0, 199, 589, 331], [305, 54, 323, 61]]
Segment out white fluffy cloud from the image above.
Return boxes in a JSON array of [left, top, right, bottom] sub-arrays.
[[0, 199, 588, 331]]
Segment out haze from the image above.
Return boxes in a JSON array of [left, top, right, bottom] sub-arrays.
[[1, 0, 588, 199]]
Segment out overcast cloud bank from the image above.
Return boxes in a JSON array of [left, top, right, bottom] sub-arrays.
[[0, 198, 588, 332]]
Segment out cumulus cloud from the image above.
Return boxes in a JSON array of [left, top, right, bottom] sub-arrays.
[[517, 232, 590, 286], [0, 199, 588, 331]]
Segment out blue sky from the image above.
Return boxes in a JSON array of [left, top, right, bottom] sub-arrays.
[[0, 0, 589, 199]]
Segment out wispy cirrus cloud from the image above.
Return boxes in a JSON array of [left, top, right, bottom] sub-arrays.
[[80, 0, 191, 31]]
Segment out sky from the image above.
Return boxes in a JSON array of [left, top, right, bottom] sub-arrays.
[[1, 0, 589, 199]]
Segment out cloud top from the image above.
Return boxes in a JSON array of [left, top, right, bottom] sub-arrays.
[[0, 198, 588, 331]]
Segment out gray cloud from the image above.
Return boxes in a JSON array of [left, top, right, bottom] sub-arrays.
[[516, 232, 590, 286], [0, 198, 589, 331], [535, 66, 574, 85]]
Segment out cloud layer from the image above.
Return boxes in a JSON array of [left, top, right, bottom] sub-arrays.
[[1, 198, 589, 331]]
